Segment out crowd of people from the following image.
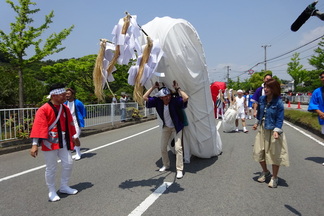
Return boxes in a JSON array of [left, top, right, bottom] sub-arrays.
[[215, 75, 290, 188], [30, 71, 324, 201]]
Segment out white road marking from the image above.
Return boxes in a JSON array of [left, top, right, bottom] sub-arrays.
[[284, 121, 324, 147], [0, 126, 159, 183], [0, 165, 46, 182], [83, 126, 159, 153], [128, 182, 173, 216]]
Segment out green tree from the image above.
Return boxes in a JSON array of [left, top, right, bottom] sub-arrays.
[[306, 37, 324, 91], [248, 71, 271, 90], [41, 55, 134, 104], [0, 0, 74, 107], [287, 53, 308, 90], [42, 55, 96, 103], [0, 63, 17, 107], [308, 37, 324, 72]]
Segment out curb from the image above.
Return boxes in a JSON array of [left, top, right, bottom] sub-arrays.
[[284, 116, 323, 138]]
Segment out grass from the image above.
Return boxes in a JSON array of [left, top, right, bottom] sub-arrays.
[[284, 109, 322, 136]]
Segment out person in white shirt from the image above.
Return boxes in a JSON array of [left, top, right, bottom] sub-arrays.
[[65, 88, 86, 160], [120, 94, 127, 122], [234, 90, 248, 133]]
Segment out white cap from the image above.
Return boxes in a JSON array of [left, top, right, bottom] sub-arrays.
[[237, 89, 243, 93]]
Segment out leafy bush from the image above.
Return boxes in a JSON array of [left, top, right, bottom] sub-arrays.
[[284, 109, 321, 132]]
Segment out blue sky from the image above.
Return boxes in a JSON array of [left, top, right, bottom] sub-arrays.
[[1, 0, 324, 82]]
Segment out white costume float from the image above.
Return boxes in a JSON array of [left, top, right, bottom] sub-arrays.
[[95, 15, 222, 162], [138, 17, 222, 160]]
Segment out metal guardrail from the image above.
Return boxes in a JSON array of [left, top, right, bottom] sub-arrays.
[[0, 96, 310, 142], [0, 102, 155, 142], [282, 95, 311, 103], [0, 108, 37, 141]]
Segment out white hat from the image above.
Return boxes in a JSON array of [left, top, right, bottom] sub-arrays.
[[237, 89, 243, 93], [155, 88, 171, 97]]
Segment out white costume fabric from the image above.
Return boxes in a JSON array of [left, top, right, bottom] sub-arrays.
[[127, 40, 164, 86], [67, 101, 81, 138], [111, 15, 142, 65], [222, 105, 237, 132], [102, 42, 116, 83], [140, 17, 222, 158]]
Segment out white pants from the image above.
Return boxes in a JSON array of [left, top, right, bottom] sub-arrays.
[[73, 117, 81, 138], [43, 143, 74, 192]]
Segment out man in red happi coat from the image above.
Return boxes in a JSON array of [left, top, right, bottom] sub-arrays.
[[30, 83, 80, 202]]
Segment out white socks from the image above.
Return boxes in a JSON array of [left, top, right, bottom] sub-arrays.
[[74, 146, 81, 160], [59, 186, 78, 195], [49, 191, 60, 202]]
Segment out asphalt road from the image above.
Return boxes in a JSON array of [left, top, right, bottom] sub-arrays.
[[0, 119, 323, 216]]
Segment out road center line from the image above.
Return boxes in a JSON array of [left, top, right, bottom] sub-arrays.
[[0, 126, 159, 183], [128, 182, 173, 216]]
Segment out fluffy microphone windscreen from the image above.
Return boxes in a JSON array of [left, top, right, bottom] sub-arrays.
[[291, 1, 318, 32], [291, 9, 312, 31]]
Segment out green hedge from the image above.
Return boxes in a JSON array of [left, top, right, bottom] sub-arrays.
[[284, 109, 322, 137]]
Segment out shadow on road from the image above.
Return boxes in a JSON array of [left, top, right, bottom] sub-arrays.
[[185, 155, 219, 174], [154, 151, 219, 174], [305, 156, 324, 165], [58, 181, 94, 199], [118, 171, 184, 194], [284, 204, 302, 216], [79, 152, 97, 159]]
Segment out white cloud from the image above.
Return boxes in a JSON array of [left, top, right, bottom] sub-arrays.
[[300, 26, 324, 45]]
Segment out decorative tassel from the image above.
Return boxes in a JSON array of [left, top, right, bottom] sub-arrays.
[[93, 39, 107, 101], [133, 36, 153, 105]]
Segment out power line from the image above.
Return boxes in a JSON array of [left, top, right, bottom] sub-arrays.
[[267, 45, 318, 64], [266, 34, 324, 63], [243, 34, 324, 74]]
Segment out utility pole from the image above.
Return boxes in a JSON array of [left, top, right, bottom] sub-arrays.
[[261, 45, 271, 72], [226, 66, 231, 83]]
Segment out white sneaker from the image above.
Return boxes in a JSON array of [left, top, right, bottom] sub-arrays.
[[235, 128, 239, 132], [159, 166, 169, 172], [243, 129, 249, 133], [59, 186, 78, 195], [268, 177, 278, 188], [49, 191, 60, 202], [74, 154, 81, 161], [257, 171, 271, 183], [176, 171, 183, 179]]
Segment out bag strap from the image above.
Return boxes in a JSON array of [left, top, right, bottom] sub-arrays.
[[62, 105, 71, 150], [47, 102, 64, 149], [48, 103, 62, 131]]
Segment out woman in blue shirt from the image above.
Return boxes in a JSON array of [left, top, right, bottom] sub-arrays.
[[252, 79, 289, 188]]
